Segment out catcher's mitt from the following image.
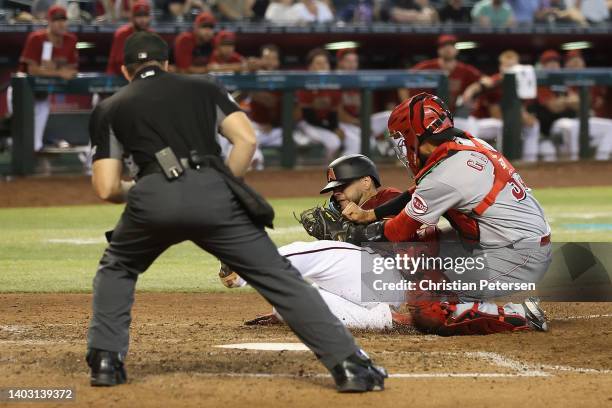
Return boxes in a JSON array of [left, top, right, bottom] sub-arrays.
[[295, 206, 348, 241]]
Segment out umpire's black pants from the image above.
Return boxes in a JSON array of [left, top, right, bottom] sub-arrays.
[[87, 168, 359, 370]]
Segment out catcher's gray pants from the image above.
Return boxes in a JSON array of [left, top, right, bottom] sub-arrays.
[[87, 168, 359, 370], [439, 240, 552, 302]]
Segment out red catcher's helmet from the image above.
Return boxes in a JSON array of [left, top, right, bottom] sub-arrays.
[[388, 92, 453, 174]]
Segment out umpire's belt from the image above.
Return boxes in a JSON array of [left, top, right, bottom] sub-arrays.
[[137, 158, 192, 180], [137, 156, 275, 229]]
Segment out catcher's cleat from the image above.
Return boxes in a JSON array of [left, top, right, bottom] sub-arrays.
[[244, 313, 282, 326], [87, 348, 127, 386], [331, 350, 388, 393], [522, 297, 549, 332]]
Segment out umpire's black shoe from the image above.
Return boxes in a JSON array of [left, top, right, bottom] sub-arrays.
[[86, 348, 127, 386], [331, 350, 388, 393]]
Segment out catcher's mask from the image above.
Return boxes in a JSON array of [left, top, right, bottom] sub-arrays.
[[387, 93, 454, 175]]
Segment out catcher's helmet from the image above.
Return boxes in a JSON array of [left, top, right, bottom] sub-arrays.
[[320, 154, 381, 194], [388, 92, 454, 174]]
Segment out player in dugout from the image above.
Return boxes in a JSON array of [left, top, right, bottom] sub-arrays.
[[107, 0, 153, 77], [174, 11, 217, 74]]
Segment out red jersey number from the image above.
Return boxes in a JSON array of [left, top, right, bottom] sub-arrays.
[[509, 173, 527, 202]]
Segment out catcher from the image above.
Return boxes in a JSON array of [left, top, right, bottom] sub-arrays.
[[341, 93, 552, 335]]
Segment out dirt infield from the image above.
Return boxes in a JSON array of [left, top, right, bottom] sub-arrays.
[[2, 162, 612, 406], [1, 293, 612, 407], [1, 160, 612, 208]]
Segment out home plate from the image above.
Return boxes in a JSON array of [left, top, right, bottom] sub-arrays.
[[215, 343, 310, 351]]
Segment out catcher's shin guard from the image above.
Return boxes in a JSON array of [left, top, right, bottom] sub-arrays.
[[331, 350, 388, 393], [87, 348, 127, 386]]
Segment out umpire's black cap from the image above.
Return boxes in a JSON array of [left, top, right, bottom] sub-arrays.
[[320, 154, 381, 194], [124, 31, 169, 65]]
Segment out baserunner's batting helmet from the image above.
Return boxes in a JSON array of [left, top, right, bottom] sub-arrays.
[[320, 154, 381, 194]]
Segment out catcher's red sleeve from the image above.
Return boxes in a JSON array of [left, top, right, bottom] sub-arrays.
[[384, 208, 422, 242]]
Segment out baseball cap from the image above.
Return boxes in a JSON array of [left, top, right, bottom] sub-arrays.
[[47, 5, 67, 21], [336, 48, 357, 61], [214, 30, 236, 47], [539, 49, 560, 64], [195, 11, 216, 27], [124, 31, 169, 65], [437, 34, 457, 47], [132, 0, 151, 17]]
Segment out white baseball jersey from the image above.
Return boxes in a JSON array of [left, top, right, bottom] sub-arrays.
[[278, 240, 393, 305], [406, 137, 550, 246], [277, 240, 401, 330]]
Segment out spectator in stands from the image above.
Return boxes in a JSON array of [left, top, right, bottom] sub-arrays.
[[64, 1, 92, 23], [507, 0, 539, 24], [31, 0, 55, 20], [462, 50, 540, 161], [289, 0, 335, 23], [96, 0, 133, 22], [106, 0, 152, 76], [565, 0, 609, 24], [4, 0, 35, 22], [174, 11, 216, 73], [296, 48, 343, 160], [207, 30, 247, 72], [471, 0, 515, 26], [265, 0, 299, 23], [438, 0, 472, 23], [547, 50, 612, 160], [335, 48, 386, 156], [390, 0, 439, 23], [534, 0, 587, 25], [249, 44, 284, 152], [336, 0, 375, 22], [160, 0, 206, 21], [216, 0, 256, 21], [16, 5, 78, 151]]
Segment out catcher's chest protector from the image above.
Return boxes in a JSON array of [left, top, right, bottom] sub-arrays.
[[415, 134, 525, 217]]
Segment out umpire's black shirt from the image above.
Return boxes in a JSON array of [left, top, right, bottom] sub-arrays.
[[90, 65, 241, 172]]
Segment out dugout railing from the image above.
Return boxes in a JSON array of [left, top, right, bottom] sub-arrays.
[[8, 68, 611, 176], [7, 70, 449, 175], [502, 68, 612, 160]]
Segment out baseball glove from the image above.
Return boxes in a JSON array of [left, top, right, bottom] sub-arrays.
[[295, 206, 348, 241]]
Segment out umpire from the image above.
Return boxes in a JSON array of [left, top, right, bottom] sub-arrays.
[[85, 31, 387, 393]]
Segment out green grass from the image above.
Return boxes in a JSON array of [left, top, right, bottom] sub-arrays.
[[1, 187, 611, 293]]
